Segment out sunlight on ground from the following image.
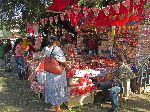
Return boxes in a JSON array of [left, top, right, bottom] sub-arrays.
[[134, 107, 150, 112], [0, 77, 6, 93], [0, 86, 4, 92], [1, 105, 23, 112]]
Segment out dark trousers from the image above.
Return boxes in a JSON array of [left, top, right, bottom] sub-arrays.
[[15, 57, 25, 79]]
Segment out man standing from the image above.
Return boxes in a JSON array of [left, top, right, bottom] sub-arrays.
[[0, 40, 4, 59], [99, 54, 135, 112]]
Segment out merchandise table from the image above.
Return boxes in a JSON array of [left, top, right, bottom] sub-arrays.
[[24, 55, 114, 107]]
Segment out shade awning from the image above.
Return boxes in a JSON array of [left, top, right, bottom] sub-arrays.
[[46, 0, 71, 13]]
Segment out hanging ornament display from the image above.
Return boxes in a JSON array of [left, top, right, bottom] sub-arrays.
[[134, 0, 140, 4], [118, 3, 129, 26], [92, 8, 100, 17], [83, 7, 88, 17], [54, 16, 58, 24], [109, 6, 118, 26], [112, 3, 120, 13], [49, 17, 53, 25], [122, 0, 130, 9], [60, 13, 65, 21], [73, 5, 80, 16], [70, 6, 76, 26], [40, 19, 45, 26], [102, 6, 110, 16]]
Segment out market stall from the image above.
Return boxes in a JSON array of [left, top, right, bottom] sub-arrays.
[[23, 0, 147, 108], [25, 39, 116, 107]]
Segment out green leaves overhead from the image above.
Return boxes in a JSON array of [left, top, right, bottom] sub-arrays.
[[0, 0, 52, 31]]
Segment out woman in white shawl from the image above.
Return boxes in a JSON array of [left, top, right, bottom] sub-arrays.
[[44, 36, 68, 112]]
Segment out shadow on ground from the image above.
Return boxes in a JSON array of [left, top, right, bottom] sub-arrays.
[[0, 72, 50, 112], [0, 71, 150, 112]]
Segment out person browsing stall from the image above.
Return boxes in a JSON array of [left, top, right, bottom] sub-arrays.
[[43, 36, 68, 112], [14, 38, 25, 80], [99, 54, 135, 112]]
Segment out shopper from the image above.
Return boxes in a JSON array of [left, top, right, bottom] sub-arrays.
[[4, 39, 12, 54], [44, 36, 68, 112], [0, 40, 4, 59], [130, 63, 138, 93], [87, 38, 98, 55], [0, 40, 5, 68], [99, 54, 135, 112], [14, 38, 25, 80]]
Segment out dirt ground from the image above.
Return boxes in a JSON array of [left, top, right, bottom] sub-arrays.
[[0, 71, 150, 112]]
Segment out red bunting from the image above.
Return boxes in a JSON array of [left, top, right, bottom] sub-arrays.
[[84, 9, 95, 26], [47, 0, 71, 13], [64, 11, 70, 20], [114, 3, 129, 26], [94, 10, 110, 27], [128, 0, 144, 22], [76, 12, 84, 28], [70, 5, 82, 26], [109, 6, 120, 26], [119, 3, 129, 26]]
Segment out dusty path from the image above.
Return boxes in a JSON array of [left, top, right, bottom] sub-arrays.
[[0, 72, 50, 112], [0, 71, 150, 112]]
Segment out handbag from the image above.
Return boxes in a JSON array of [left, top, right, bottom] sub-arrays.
[[44, 46, 65, 75]]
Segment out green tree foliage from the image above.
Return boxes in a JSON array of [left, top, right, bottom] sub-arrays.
[[0, 0, 52, 32]]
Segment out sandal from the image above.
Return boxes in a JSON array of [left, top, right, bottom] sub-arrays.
[[55, 109, 62, 112]]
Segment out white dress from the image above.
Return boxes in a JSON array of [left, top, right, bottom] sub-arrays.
[[44, 45, 68, 106]]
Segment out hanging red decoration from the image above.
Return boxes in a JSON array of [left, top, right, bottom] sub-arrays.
[[116, 3, 129, 26], [109, 6, 120, 26], [84, 9, 95, 26], [70, 5, 81, 26], [94, 10, 110, 27], [47, 0, 71, 13], [64, 10, 70, 20], [70, 7, 76, 26], [128, 0, 144, 22]]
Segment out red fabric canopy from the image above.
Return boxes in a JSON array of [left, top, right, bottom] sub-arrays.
[[47, 0, 71, 13]]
